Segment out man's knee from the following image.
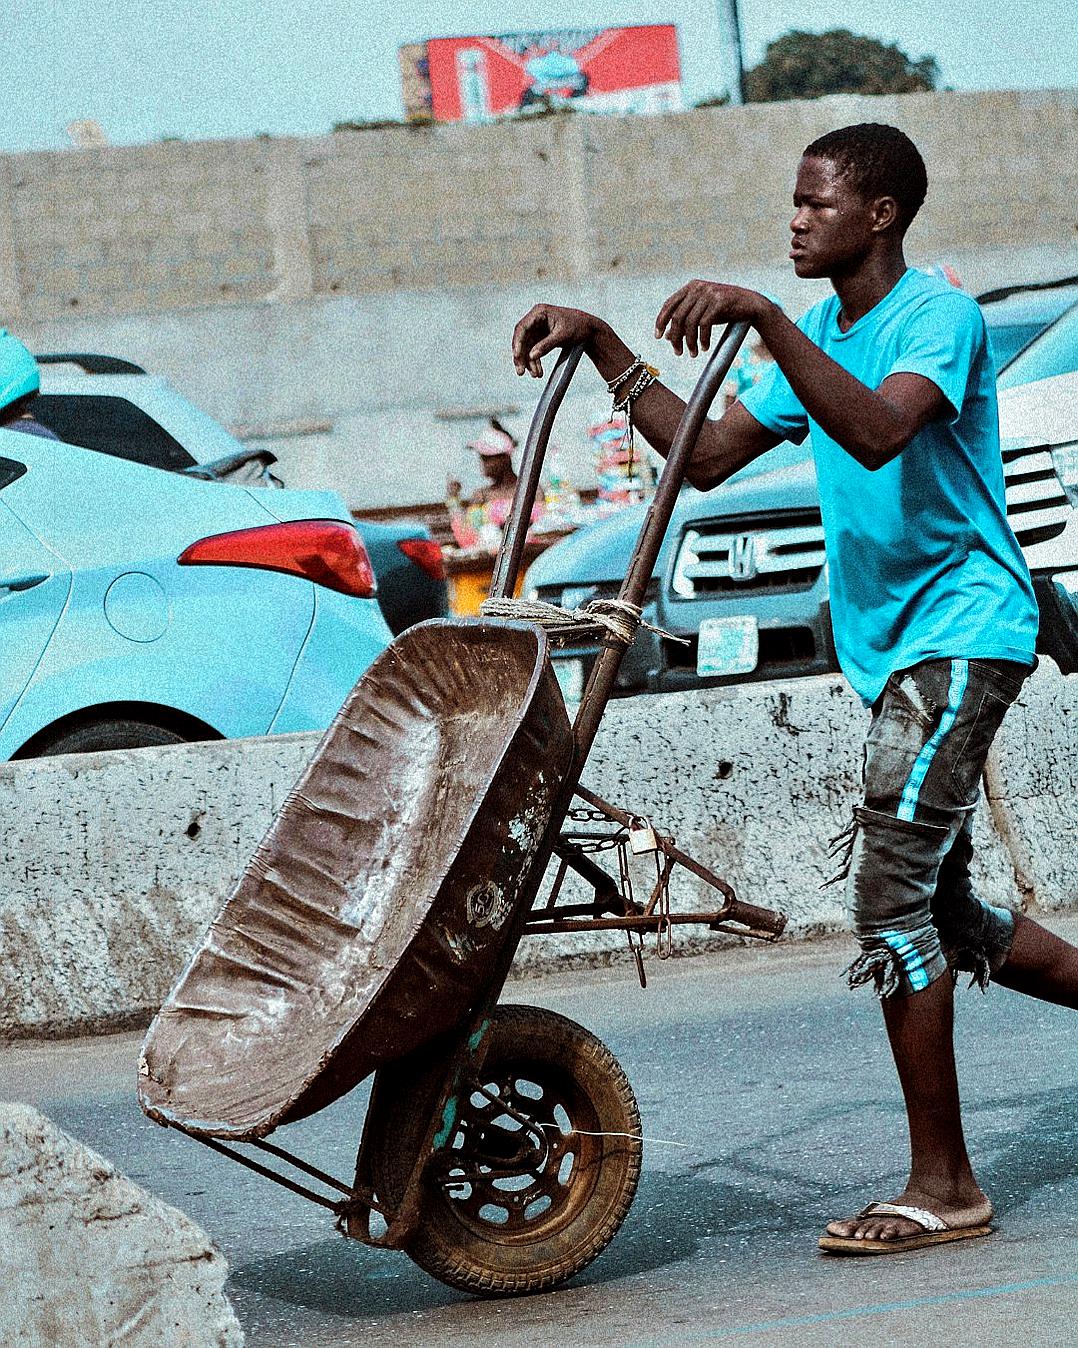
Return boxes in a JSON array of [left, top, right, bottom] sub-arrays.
[[843, 805, 952, 998], [846, 923, 949, 998], [935, 896, 1017, 991]]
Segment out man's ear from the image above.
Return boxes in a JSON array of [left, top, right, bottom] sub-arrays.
[[871, 195, 900, 234]]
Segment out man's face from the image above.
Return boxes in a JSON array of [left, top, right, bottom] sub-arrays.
[[788, 155, 880, 278]]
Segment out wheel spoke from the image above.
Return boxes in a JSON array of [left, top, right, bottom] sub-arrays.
[[444, 1073, 591, 1234]]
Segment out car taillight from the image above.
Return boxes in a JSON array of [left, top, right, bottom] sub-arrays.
[[178, 519, 376, 597], [398, 536, 446, 581]]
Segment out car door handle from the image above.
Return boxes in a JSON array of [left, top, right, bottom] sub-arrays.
[[0, 571, 50, 593]]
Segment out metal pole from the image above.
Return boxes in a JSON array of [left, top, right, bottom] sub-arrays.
[[488, 343, 585, 602], [716, 0, 746, 106]]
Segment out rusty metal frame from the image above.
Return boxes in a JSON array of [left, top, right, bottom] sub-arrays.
[[168, 1125, 380, 1220], [523, 785, 786, 943]]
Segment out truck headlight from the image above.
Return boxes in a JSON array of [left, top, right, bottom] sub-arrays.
[[1051, 441, 1078, 507]]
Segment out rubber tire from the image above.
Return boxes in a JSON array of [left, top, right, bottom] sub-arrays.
[[396, 1004, 642, 1297], [30, 718, 187, 757]]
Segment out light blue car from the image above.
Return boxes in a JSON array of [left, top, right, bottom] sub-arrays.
[[0, 424, 393, 758]]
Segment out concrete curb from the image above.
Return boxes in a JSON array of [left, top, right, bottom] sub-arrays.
[[0, 1101, 243, 1346], [0, 663, 1072, 1037]]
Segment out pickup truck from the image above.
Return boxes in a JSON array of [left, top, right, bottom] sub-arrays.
[[525, 321, 1078, 703]]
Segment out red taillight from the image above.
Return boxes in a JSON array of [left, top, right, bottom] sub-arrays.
[[398, 536, 446, 581], [178, 519, 376, 598]]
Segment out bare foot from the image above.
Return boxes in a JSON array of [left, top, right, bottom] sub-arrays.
[[825, 1186, 993, 1243]]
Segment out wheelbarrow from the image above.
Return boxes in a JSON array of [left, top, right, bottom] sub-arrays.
[[138, 323, 787, 1297]]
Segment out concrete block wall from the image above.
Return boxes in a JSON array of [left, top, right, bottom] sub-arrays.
[[8, 139, 276, 321], [0, 661, 1073, 1037], [2, 89, 1075, 325], [304, 117, 577, 295], [6, 88, 1077, 510], [580, 90, 1078, 275]]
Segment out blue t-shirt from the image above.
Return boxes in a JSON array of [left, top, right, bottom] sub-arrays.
[[740, 267, 1038, 705]]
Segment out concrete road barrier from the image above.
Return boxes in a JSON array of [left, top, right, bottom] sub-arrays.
[[986, 658, 1078, 912], [0, 1102, 242, 1346], [0, 663, 1071, 1036], [0, 734, 314, 1038]]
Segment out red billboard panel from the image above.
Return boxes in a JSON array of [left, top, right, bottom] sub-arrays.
[[400, 25, 682, 124]]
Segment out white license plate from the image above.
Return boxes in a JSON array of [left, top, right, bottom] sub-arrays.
[[553, 657, 585, 705], [696, 616, 759, 677]]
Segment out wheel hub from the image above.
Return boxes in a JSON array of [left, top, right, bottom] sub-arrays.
[[432, 1061, 598, 1239]]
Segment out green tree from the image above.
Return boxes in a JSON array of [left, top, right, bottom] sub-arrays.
[[744, 29, 940, 102]]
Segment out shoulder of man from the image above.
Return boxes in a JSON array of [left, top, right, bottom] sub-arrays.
[[900, 270, 986, 330]]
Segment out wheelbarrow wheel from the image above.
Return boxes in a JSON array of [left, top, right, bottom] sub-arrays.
[[399, 1004, 642, 1297]]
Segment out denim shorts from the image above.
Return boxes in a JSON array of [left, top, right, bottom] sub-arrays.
[[839, 657, 1033, 998]]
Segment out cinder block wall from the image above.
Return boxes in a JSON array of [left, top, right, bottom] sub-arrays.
[[2, 89, 1075, 324], [3, 90, 1075, 509]]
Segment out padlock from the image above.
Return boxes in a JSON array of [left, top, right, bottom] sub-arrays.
[[629, 816, 659, 855]]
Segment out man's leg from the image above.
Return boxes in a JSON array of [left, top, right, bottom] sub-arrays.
[[825, 660, 1018, 1244], [826, 812, 991, 1241], [995, 914, 1078, 1008], [930, 813, 1078, 1008], [827, 969, 991, 1243]]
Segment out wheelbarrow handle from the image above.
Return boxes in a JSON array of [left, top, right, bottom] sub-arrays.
[[571, 323, 750, 762], [617, 322, 750, 616], [489, 342, 586, 601]]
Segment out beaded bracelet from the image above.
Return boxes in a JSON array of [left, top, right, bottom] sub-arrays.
[[606, 355, 660, 485]]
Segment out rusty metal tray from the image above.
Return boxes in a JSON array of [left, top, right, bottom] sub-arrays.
[[138, 619, 573, 1140]]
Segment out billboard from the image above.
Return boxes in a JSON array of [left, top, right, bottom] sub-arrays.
[[400, 25, 682, 124]]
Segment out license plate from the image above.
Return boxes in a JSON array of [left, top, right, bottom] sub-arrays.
[[553, 657, 585, 706], [696, 616, 759, 676]]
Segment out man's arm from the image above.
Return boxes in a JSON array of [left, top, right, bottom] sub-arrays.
[[654, 281, 951, 472], [512, 303, 781, 493]]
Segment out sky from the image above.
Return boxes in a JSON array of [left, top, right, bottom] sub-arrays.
[[5, 0, 1076, 153]]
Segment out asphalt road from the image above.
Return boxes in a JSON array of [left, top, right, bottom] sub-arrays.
[[4, 920, 1077, 1347]]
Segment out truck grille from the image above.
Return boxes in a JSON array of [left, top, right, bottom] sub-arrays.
[[671, 512, 825, 599], [1003, 444, 1070, 547]]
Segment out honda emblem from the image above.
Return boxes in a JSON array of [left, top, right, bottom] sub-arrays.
[[728, 534, 757, 582]]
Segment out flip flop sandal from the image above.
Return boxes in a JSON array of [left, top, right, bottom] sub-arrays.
[[818, 1202, 994, 1256]]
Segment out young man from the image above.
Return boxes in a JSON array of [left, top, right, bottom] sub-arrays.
[[511, 122, 1078, 1253]]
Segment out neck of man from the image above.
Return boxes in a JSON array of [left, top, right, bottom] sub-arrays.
[[830, 244, 908, 329]]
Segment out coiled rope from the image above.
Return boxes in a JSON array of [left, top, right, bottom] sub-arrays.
[[479, 595, 687, 647]]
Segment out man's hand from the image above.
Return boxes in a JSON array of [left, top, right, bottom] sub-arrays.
[[512, 304, 601, 378], [655, 281, 772, 358]]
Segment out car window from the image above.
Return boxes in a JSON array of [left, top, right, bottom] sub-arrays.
[[32, 394, 197, 471], [997, 303, 1078, 390], [0, 456, 26, 489], [986, 322, 1043, 372]]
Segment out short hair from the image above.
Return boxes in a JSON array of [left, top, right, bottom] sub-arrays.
[[803, 123, 928, 230]]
